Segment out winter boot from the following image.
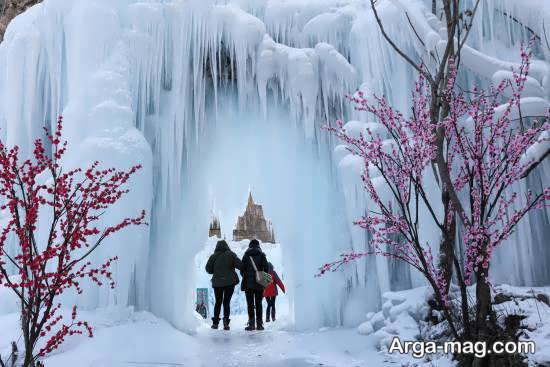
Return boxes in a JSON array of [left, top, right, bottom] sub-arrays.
[[271, 309, 276, 322], [266, 310, 271, 323], [256, 317, 264, 331], [245, 318, 256, 331], [211, 317, 220, 329], [223, 318, 230, 331]]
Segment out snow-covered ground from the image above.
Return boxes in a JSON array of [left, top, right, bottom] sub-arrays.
[[0, 307, 387, 367], [2, 284, 550, 366], [493, 285, 550, 366], [0, 238, 388, 366], [1, 238, 380, 366]]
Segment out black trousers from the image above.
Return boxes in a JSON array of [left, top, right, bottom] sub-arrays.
[[245, 289, 264, 324], [213, 285, 235, 320], [266, 296, 276, 319]]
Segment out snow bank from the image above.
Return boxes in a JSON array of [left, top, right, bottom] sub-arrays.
[[357, 286, 457, 366], [358, 287, 428, 343], [357, 285, 550, 366], [493, 285, 550, 366]]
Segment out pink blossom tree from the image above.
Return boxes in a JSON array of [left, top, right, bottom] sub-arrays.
[[0, 117, 146, 367], [321, 47, 549, 348], [442, 49, 549, 340]]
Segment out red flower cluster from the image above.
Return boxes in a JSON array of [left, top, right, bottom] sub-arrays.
[[0, 116, 146, 365]]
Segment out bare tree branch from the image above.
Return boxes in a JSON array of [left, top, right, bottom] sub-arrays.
[[369, 0, 435, 86]]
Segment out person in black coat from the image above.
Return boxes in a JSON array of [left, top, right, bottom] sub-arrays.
[[240, 239, 269, 331], [205, 240, 242, 330]]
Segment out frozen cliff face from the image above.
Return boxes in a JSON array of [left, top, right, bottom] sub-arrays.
[[0, 0, 356, 330], [0, 0, 548, 330], [0, 0, 154, 313]]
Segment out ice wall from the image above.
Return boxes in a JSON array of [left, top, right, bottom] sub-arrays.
[[0, 0, 356, 329], [0, 0, 153, 312], [336, 0, 550, 292], [121, 1, 356, 329], [0, 0, 548, 329]]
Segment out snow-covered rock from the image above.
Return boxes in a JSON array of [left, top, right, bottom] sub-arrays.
[[493, 285, 550, 366], [359, 285, 550, 366], [358, 287, 428, 341]]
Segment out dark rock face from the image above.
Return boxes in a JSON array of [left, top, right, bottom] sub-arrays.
[[233, 192, 275, 244], [0, 0, 42, 41]]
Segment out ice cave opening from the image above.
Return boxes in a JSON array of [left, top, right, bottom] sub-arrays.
[[194, 190, 290, 322], [173, 99, 352, 329]]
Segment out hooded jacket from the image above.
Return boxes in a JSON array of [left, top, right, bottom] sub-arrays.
[[205, 240, 242, 288], [240, 241, 269, 291]]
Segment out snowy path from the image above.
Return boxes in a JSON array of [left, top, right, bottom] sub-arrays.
[[14, 311, 390, 367], [193, 315, 387, 367]]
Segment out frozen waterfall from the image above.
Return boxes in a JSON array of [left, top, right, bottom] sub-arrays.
[[0, 0, 548, 330]]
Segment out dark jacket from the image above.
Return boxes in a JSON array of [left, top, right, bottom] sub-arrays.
[[240, 243, 269, 291], [205, 241, 242, 288]]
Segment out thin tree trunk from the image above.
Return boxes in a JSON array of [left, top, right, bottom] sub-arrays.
[[21, 300, 34, 367], [439, 196, 456, 293], [22, 334, 34, 367], [475, 274, 491, 331], [473, 266, 492, 367], [433, 93, 457, 297], [432, 0, 459, 303], [21, 302, 31, 364], [22, 347, 33, 367], [454, 255, 471, 339]]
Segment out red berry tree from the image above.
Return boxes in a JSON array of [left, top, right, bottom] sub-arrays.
[[0, 117, 146, 367]]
